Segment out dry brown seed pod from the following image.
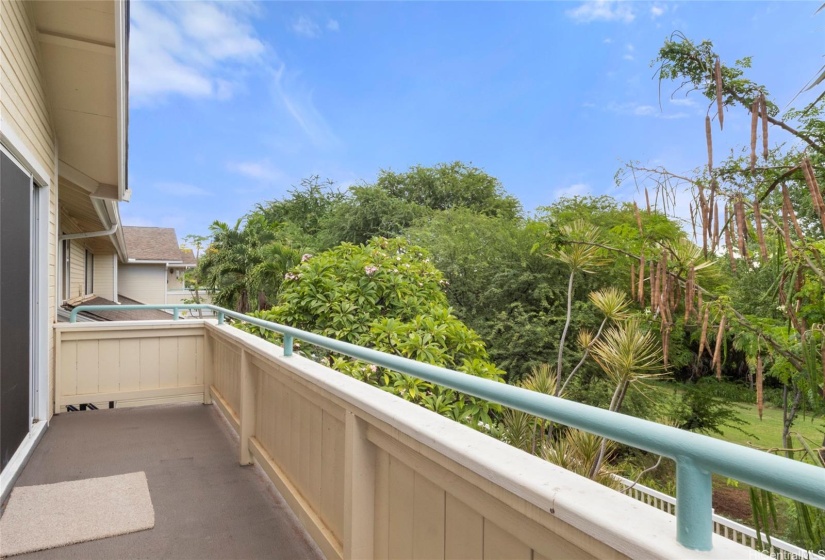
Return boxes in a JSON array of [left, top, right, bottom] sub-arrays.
[[756, 352, 763, 420], [782, 183, 805, 239], [735, 197, 748, 259], [724, 204, 736, 271], [802, 157, 825, 232], [753, 197, 768, 260], [684, 267, 695, 322], [760, 93, 769, 161], [712, 314, 726, 380], [750, 99, 759, 172], [638, 253, 645, 305], [705, 116, 714, 174], [780, 195, 794, 260], [715, 57, 724, 130], [698, 307, 710, 358]]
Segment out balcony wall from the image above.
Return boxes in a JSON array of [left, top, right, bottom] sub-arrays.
[[54, 320, 749, 560]]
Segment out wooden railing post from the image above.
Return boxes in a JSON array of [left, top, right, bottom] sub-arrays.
[[239, 348, 255, 465], [203, 329, 214, 405], [343, 411, 375, 560]]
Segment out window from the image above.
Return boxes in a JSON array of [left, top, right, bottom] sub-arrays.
[[85, 249, 94, 295]]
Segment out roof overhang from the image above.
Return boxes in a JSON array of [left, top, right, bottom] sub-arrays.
[[35, 0, 129, 201]]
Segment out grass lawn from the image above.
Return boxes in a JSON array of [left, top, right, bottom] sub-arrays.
[[715, 402, 825, 451]]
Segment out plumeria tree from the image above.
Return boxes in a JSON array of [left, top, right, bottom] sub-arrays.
[[247, 237, 505, 429]]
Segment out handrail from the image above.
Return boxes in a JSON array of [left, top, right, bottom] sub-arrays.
[[68, 303, 825, 552]]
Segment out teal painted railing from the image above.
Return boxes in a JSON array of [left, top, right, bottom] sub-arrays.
[[69, 303, 825, 551]]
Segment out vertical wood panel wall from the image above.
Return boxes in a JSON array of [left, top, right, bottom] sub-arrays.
[[201, 325, 635, 560], [56, 323, 205, 408], [213, 337, 241, 416]]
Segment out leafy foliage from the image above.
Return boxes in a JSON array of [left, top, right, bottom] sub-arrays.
[[249, 237, 505, 428]]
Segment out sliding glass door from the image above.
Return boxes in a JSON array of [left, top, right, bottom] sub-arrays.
[[0, 149, 33, 472]]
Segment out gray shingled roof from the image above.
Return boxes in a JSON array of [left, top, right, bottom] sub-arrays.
[[63, 295, 175, 321], [123, 226, 183, 262], [180, 248, 197, 265]]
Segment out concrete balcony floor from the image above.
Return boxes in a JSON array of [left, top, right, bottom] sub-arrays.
[[8, 403, 322, 559]]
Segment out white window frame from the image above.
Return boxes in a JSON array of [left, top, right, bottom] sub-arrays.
[[0, 142, 49, 425]]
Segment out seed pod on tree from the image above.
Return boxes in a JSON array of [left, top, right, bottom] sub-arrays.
[[753, 196, 768, 260], [705, 115, 714, 174], [760, 93, 769, 161], [698, 307, 710, 359], [802, 157, 825, 232], [724, 204, 736, 271], [756, 351, 764, 420], [715, 57, 724, 130], [734, 196, 748, 260], [750, 98, 759, 172], [638, 253, 646, 305], [712, 314, 726, 380]]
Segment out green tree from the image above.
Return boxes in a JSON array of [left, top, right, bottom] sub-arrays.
[[628, 34, 825, 449], [250, 237, 505, 428], [375, 162, 522, 220], [198, 214, 302, 313]]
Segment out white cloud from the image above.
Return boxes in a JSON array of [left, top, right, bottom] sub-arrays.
[[566, 1, 635, 24], [602, 101, 688, 119], [622, 43, 635, 61], [603, 37, 613, 44], [669, 98, 697, 107], [269, 65, 338, 147], [650, 4, 666, 18], [553, 183, 591, 199], [292, 16, 321, 38], [155, 181, 213, 197], [291, 15, 340, 38], [227, 160, 286, 182], [130, 1, 265, 105]]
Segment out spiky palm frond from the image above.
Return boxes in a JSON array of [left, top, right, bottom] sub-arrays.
[[548, 219, 606, 274], [520, 362, 557, 396], [591, 319, 667, 388], [541, 428, 619, 488], [589, 287, 631, 321]]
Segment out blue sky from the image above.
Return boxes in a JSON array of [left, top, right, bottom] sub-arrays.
[[123, 1, 824, 240]]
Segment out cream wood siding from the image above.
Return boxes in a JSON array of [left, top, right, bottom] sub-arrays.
[[93, 251, 115, 300], [118, 263, 167, 304], [1, 0, 58, 417], [167, 268, 186, 291], [68, 239, 86, 299], [0, 1, 54, 169]]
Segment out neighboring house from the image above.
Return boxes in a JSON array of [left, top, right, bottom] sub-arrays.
[[0, 0, 128, 496], [119, 226, 203, 306]]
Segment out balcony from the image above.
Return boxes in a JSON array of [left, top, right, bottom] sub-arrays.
[[5, 310, 823, 558]]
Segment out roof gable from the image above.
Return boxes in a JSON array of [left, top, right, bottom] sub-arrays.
[[123, 226, 183, 262]]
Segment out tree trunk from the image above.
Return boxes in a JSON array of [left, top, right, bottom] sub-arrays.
[[782, 387, 802, 453], [556, 270, 576, 396]]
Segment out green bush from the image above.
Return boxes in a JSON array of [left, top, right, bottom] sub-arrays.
[[246, 237, 505, 428]]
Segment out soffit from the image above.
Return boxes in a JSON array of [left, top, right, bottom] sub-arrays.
[[34, 1, 119, 186]]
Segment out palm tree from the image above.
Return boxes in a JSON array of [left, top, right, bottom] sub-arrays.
[[546, 220, 606, 395], [588, 319, 667, 478], [559, 287, 631, 394], [199, 215, 302, 313]]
